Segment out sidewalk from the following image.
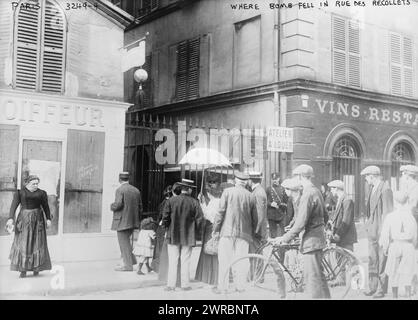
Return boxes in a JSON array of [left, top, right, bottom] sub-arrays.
[[0, 239, 369, 299]]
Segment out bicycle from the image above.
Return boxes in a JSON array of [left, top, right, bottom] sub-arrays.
[[220, 237, 364, 299]]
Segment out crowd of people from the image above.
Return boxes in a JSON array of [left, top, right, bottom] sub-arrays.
[[5, 163, 418, 299]]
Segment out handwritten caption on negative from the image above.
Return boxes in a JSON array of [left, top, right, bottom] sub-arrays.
[[230, 0, 412, 10]]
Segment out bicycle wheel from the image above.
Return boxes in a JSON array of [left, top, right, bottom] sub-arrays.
[[220, 253, 287, 299], [322, 246, 364, 299]]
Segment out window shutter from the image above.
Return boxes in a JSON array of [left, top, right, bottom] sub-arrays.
[[390, 33, 402, 95], [14, 1, 41, 90], [348, 21, 360, 87], [332, 16, 346, 85], [403, 36, 413, 97], [40, 0, 65, 93], [188, 38, 200, 99], [176, 41, 189, 101], [150, 0, 159, 10]]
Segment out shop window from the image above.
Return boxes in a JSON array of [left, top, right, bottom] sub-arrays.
[[391, 141, 415, 191], [332, 135, 362, 219], [175, 37, 200, 101], [332, 15, 361, 88], [0, 125, 19, 236], [64, 130, 105, 233], [390, 33, 414, 97], [13, 0, 66, 94]]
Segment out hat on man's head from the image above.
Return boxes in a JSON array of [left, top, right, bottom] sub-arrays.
[[360, 166, 381, 176], [400, 164, 418, 176], [206, 174, 220, 184], [119, 172, 130, 179], [292, 164, 314, 177], [178, 179, 196, 188], [271, 172, 280, 180], [248, 171, 263, 179], [281, 178, 302, 191], [327, 180, 344, 190], [234, 171, 250, 181]]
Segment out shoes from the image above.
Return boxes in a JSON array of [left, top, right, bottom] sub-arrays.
[[33, 271, 39, 276], [372, 292, 385, 299], [235, 288, 246, 293], [164, 286, 175, 291], [137, 270, 145, 275], [19, 272, 26, 278], [181, 286, 192, 291], [363, 290, 376, 296], [212, 287, 226, 294], [114, 266, 133, 272]]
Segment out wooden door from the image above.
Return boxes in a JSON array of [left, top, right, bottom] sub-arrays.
[[0, 125, 19, 236], [64, 130, 105, 233]]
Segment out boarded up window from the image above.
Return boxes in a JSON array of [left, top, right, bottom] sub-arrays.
[[14, 0, 66, 93], [390, 33, 414, 97], [234, 16, 261, 88], [332, 16, 361, 87], [64, 130, 105, 233], [0, 125, 19, 236], [175, 38, 200, 101]]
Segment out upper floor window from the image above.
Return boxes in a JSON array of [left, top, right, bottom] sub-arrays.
[[390, 33, 414, 97], [175, 37, 200, 101], [332, 15, 361, 88], [13, 0, 66, 93], [110, 0, 159, 17]]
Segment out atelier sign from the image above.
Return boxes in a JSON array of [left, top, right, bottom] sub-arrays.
[[0, 96, 104, 127], [266, 127, 294, 152]]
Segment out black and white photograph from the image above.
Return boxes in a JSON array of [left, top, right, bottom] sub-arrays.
[[0, 0, 418, 306]]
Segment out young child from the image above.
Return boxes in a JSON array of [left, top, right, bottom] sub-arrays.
[[134, 217, 157, 275], [379, 191, 418, 299]]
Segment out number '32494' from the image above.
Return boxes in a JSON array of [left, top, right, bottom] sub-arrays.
[[65, 2, 98, 10]]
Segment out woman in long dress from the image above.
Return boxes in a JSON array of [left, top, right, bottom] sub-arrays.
[[194, 178, 222, 286], [6, 175, 52, 278]]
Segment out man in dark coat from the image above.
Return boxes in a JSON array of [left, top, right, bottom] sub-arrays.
[[248, 172, 268, 247], [361, 165, 393, 299], [162, 179, 203, 291], [327, 180, 357, 251], [277, 164, 330, 299], [266, 173, 289, 238], [111, 172, 143, 271]]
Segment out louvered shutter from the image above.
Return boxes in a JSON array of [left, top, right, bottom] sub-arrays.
[[332, 16, 346, 85], [176, 41, 188, 100], [150, 0, 159, 10], [390, 33, 402, 95], [348, 21, 360, 87], [14, 0, 41, 91], [187, 38, 200, 99], [403, 37, 413, 97], [40, 0, 65, 93]]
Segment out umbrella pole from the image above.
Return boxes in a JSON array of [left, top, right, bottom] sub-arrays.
[[201, 167, 205, 195]]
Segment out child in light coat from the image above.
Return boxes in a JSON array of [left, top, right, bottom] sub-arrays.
[[379, 191, 418, 299], [134, 217, 157, 275]]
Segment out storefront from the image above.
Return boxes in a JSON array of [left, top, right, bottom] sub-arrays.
[[0, 89, 130, 265]]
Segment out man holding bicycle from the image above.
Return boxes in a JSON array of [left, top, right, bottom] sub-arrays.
[[273, 164, 331, 299]]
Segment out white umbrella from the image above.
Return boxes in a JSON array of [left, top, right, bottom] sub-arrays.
[[179, 148, 232, 193]]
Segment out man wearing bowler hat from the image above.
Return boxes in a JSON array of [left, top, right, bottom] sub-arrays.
[[111, 172, 143, 271], [276, 164, 330, 299], [212, 171, 258, 293], [361, 165, 393, 298], [162, 179, 203, 291]]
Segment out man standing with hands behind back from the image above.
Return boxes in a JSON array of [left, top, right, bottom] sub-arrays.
[[111, 172, 143, 271]]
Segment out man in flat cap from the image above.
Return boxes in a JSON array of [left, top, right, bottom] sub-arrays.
[[276, 164, 330, 299], [361, 165, 393, 298], [111, 172, 143, 271], [162, 179, 203, 291], [212, 171, 258, 293], [266, 173, 289, 239], [281, 178, 302, 230], [400, 165, 418, 224]]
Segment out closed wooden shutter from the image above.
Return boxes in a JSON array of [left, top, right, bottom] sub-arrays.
[[390, 33, 402, 95], [403, 36, 413, 97], [40, 0, 65, 93], [348, 21, 360, 87], [64, 130, 105, 233], [14, 1, 41, 91], [332, 16, 346, 86], [175, 38, 200, 101], [0, 125, 19, 236]]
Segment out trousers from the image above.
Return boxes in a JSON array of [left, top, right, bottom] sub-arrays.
[[368, 239, 388, 294], [117, 229, 137, 269], [217, 237, 249, 291], [167, 244, 192, 288], [303, 250, 331, 299]]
